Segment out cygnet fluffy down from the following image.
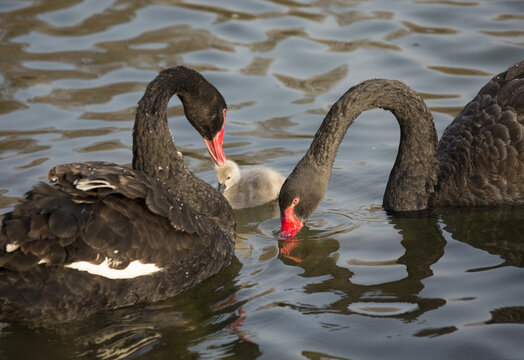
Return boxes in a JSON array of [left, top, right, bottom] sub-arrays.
[[216, 160, 285, 209]]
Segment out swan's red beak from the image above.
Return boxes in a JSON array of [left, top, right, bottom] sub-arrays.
[[279, 203, 303, 239], [205, 123, 226, 167]]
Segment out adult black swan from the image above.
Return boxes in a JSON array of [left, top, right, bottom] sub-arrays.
[[279, 60, 523, 238], [0, 66, 235, 325]]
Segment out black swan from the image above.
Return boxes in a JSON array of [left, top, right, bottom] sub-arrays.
[[279, 60, 524, 238], [0, 66, 235, 325], [216, 160, 285, 209]]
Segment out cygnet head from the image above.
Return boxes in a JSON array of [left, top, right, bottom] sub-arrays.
[[216, 160, 241, 193]]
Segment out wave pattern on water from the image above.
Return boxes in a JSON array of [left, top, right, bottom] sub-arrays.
[[0, 0, 523, 359]]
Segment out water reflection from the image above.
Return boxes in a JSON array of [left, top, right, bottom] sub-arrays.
[[276, 208, 524, 323], [330, 10, 394, 26], [1, 0, 523, 358], [274, 64, 349, 103], [276, 215, 446, 319], [228, 115, 313, 140], [439, 208, 524, 268], [485, 306, 524, 325], [0, 127, 128, 160], [0, 257, 256, 359], [0, 136, 51, 158]]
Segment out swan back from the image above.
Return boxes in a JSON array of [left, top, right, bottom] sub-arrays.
[[435, 60, 524, 206]]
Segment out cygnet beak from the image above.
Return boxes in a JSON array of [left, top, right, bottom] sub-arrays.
[[217, 182, 227, 194]]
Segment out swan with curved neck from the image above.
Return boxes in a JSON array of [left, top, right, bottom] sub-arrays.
[[0, 66, 235, 325], [132, 67, 230, 226], [279, 60, 524, 238]]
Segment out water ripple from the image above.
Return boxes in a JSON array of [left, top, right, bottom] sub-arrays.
[[0, 0, 523, 359]]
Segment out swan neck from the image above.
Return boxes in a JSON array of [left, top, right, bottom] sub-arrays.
[[305, 79, 439, 212], [132, 67, 196, 182], [132, 67, 235, 235]]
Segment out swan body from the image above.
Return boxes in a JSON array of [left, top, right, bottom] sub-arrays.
[[0, 66, 235, 325], [279, 60, 524, 238], [217, 160, 285, 209]]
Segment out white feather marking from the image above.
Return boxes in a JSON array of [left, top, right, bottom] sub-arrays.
[[65, 258, 162, 279], [6, 244, 19, 253], [76, 179, 116, 191]]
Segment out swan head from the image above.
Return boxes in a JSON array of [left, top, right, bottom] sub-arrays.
[[278, 161, 329, 239], [216, 160, 241, 193], [176, 67, 227, 166], [279, 195, 303, 239]]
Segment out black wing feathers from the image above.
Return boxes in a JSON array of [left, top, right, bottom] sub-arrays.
[[0, 161, 225, 272], [436, 61, 524, 206]]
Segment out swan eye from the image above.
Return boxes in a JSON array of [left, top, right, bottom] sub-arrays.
[[292, 197, 300, 205], [227, 176, 231, 180]]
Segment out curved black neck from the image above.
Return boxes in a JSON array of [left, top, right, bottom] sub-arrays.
[[133, 67, 199, 180], [132, 67, 235, 234], [298, 79, 439, 213]]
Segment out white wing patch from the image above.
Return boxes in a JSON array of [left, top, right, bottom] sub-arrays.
[[76, 179, 116, 191], [66, 258, 162, 279], [6, 243, 20, 253]]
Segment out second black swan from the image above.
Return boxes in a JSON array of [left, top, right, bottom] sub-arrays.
[[279, 60, 523, 238], [0, 66, 235, 325]]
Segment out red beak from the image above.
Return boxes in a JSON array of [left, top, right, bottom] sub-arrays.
[[279, 203, 303, 239], [204, 123, 226, 167]]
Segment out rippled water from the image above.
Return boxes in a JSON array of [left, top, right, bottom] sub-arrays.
[[1, 0, 523, 359]]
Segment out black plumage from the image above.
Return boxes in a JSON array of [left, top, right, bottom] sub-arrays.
[[0, 67, 235, 325], [279, 60, 523, 237]]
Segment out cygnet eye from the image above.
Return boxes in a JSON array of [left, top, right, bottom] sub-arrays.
[[292, 197, 300, 205]]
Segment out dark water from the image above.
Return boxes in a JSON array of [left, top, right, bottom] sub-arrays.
[[1, 0, 523, 359]]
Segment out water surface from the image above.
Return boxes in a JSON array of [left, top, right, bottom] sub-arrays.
[[0, 0, 523, 359]]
